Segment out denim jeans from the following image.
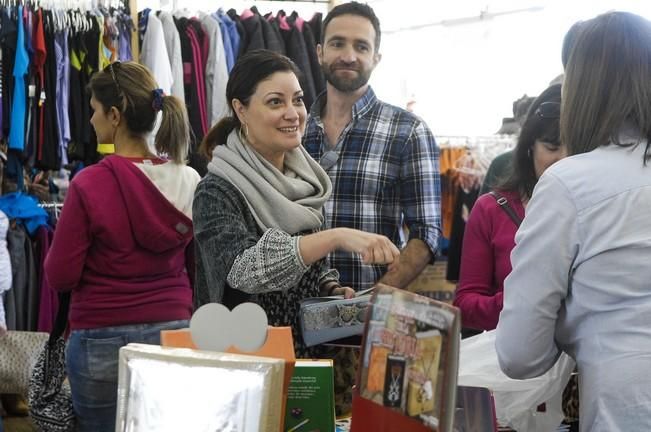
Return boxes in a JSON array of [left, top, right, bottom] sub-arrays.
[[66, 320, 189, 432]]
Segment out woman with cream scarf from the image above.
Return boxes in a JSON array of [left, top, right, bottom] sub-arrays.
[[193, 50, 399, 356]]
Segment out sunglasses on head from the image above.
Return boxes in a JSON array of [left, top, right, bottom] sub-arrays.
[[535, 102, 561, 119], [105, 61, 123, 98]]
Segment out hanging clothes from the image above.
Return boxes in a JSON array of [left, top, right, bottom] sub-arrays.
[[176, 17, 208, 175], [117, 13, 133, 61], [278, 11, 316, 111], [232, 11, 246, 59], [55, 28, 71, 166], [37, 9, 61, 170], [200, 13, 229, 126], [251, 6, 284, 54], [445, 185, 479, 282], [215, 9, 239, 73], [67, 12, 100, 166], [158, 11, 185, 102], [308, 12, 323, 48], [35, 224, 56, 332], [5, 223, 39, 331], [0, 9, 17, 140], [140, 12, 173, 94], [8, 5, 29, 151], [238, 8, 265, 53], [297, 14, 325, 98]]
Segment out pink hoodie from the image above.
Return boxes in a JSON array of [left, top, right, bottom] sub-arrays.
[[45, 156, 194, 330]]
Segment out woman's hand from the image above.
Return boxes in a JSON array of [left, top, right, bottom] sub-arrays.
[[331, 286, 356, 299], [299, 228, 401, 267], [334, 228, 401, 265]]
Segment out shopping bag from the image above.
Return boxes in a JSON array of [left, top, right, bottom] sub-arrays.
[[458, 330, 574, 432]]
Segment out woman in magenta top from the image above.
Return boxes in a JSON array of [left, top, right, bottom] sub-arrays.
[[454, 84, 565, 331]]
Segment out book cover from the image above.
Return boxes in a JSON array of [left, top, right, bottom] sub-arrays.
[[352, 284, 461, 432], [284, 359, 335, 432]]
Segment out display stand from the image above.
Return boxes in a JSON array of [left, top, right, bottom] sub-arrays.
[[161, 326, 296, 432]]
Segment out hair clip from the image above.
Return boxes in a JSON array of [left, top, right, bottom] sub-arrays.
[[152, 88, 165, 112]]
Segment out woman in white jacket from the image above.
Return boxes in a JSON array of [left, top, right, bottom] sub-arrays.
[[496, 11, 651, 431]]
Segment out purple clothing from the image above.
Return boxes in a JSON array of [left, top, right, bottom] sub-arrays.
[[54, 30, 70, 165], [44, 155, 194, 330], [186, 22, 208, 136], [35, 225, 57, 332], [118, 17, 133, 61], [454, 190, 525, 330]]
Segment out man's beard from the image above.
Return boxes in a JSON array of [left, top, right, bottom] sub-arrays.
[[321, 62, 371, 93]]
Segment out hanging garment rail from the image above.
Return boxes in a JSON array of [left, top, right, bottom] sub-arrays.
[[436, 135, 516, 148]]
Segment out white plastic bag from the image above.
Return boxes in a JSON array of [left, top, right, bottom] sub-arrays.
[[458, 330, 575, 431]]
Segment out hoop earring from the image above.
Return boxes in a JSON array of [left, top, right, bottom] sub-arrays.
[[239, 123, 249, 143]]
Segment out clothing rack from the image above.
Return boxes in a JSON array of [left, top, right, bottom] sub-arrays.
[[38, 203, 64, 209], [12, 0, 140, 61], [436, 135, 516, 149], [150, 0, 330, 16], [38, 202, 63, 221]]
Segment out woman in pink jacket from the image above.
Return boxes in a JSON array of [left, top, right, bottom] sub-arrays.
[[45, 62, 199, 432], [454, 84, 565, 331]]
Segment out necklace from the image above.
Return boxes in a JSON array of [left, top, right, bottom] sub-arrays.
[[417, 345, 438, 403], [387, 364, 402, 403]]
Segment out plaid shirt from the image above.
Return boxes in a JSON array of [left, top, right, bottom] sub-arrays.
[[304, 87, 441, 290]]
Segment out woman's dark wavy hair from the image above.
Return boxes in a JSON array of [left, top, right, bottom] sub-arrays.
[[497, 84, 562, 198], [199, 50, 302, 160]]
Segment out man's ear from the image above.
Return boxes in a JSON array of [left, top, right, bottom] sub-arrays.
[[374, 51, 382, 67], [317, 44, 323, 64]]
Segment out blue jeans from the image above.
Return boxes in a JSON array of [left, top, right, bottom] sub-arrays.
[[66, 320, 189, 432]]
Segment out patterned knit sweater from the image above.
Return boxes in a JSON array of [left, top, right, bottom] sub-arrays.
[[193, 173, 338, 356]]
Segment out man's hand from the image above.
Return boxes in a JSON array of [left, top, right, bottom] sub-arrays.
[[379, 238, 433, 289]]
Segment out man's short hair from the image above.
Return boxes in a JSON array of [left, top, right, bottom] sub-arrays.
[[322, 2, 382, 52]]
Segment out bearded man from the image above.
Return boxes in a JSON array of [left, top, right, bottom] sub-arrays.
[[303, 1, 441, 292]]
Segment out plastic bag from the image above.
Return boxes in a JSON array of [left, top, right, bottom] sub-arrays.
[[458, 330, 574, 431]]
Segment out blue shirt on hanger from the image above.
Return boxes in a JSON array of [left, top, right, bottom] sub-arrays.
[[215, 10, 240, 72], [8, 5, 30, 150]]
